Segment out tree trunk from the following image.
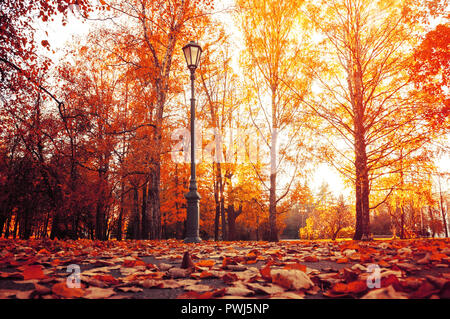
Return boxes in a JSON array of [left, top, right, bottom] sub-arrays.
[[350, 57, 370, 240], [400, 205, 406, 239], [227, 204, 242, 241], [141, 181, 148, 239], [213, 163, 220, 241], [147, 166, 161, 239], [428, 206, 436, 237], [133, 186, 140, 239], [438, 176, 449, 237], [269, 91, 278, 242]]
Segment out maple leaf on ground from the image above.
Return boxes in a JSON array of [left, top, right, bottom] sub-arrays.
[[117, 287, 143, 293], [84, 287, 116, 299], [168, 267, 191, 278], [221, 272, 238, 284], [20, 265, 47, 280], [196, 260, 216, 267], [283, 263, 307, 272], [271, 269, 314, 290], [93, 274, 120, 285], [410, 281, 441, 299], [225, 283, 254, 297], [141, 279, 164, 289], [331, 281, 367, 295], [33, 283, 52, 296], [52, 282, 84, 298]]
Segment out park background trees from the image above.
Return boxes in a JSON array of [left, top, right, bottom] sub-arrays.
[[0, 0, 448, 241]]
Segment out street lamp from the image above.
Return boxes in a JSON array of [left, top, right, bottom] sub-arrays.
[[183, 41, 202, 243]]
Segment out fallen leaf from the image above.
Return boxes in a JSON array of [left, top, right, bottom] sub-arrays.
[[225, 284, 254, 296], [15, 290, 33, 299], [141, 279, 164, 288], [117, 287, 143, 293], [336, 257, 349, 264], [246, 282, 284, 295], [417, 253, 431, 264], [21, 265, 47, 280], [52, 282, 84, 298], [303, 256, 318, 262], [93, 274, 120, 285], [34, 283, 52, 296], [226, 264, 247, 271], [410, 281, 440, 299], [283, 263, 307, 272], [84, 287, 115, 299], [260, 264, 272, 281], [331, 280, 367, 295], [0, 290, 17, 299], [168, 267, 191, 278], [361, 285, 408, 299], [271, 269, 313, 290], [222, 272, 238, 283]]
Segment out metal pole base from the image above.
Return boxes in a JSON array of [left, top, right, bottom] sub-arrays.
[[184, 189, 202, 243]]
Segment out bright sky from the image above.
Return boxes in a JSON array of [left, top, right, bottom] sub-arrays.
[[37, 0, 447, 201]]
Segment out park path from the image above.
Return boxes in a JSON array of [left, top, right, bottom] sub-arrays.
[[0, 238, 449, 299]]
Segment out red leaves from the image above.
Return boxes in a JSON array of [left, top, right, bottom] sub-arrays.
[[122, 259, 146, 268], [51, 282, 84, 298], [410, 281, 441, 299], [303, 255, 318, 262], [327, 280, 367, 297], [336, 257, 349, 264], [177, 289, 225, 299], [196, 260, 216, 268], [283, 263, 307, 272], [429, 253, 447, 262], [259, 264, 272, 282], [20, 265, 47, 280], [93, 274, 120, 285]]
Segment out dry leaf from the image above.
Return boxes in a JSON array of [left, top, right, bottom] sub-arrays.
[[117, 286, 143, 293], [225, 284, 254, 296], [168, 267, 191, 278], [84, 287, 116, 299], [361, 285, 408, 299], [271, 269, 314, 290], [52, 282, 84, 298], [21, 265, 47, 280], [141, 279, 164, 288]]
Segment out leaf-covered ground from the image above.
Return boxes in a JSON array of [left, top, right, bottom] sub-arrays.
[[0, 238, 449, 299]]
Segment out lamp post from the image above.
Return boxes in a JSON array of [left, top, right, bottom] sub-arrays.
[[183, 41, 202, 243]]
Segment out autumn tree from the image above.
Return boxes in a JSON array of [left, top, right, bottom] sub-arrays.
[[410, 23, 449, 128], [299, 184, 354, 240], [236, 0, 313, 242]]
